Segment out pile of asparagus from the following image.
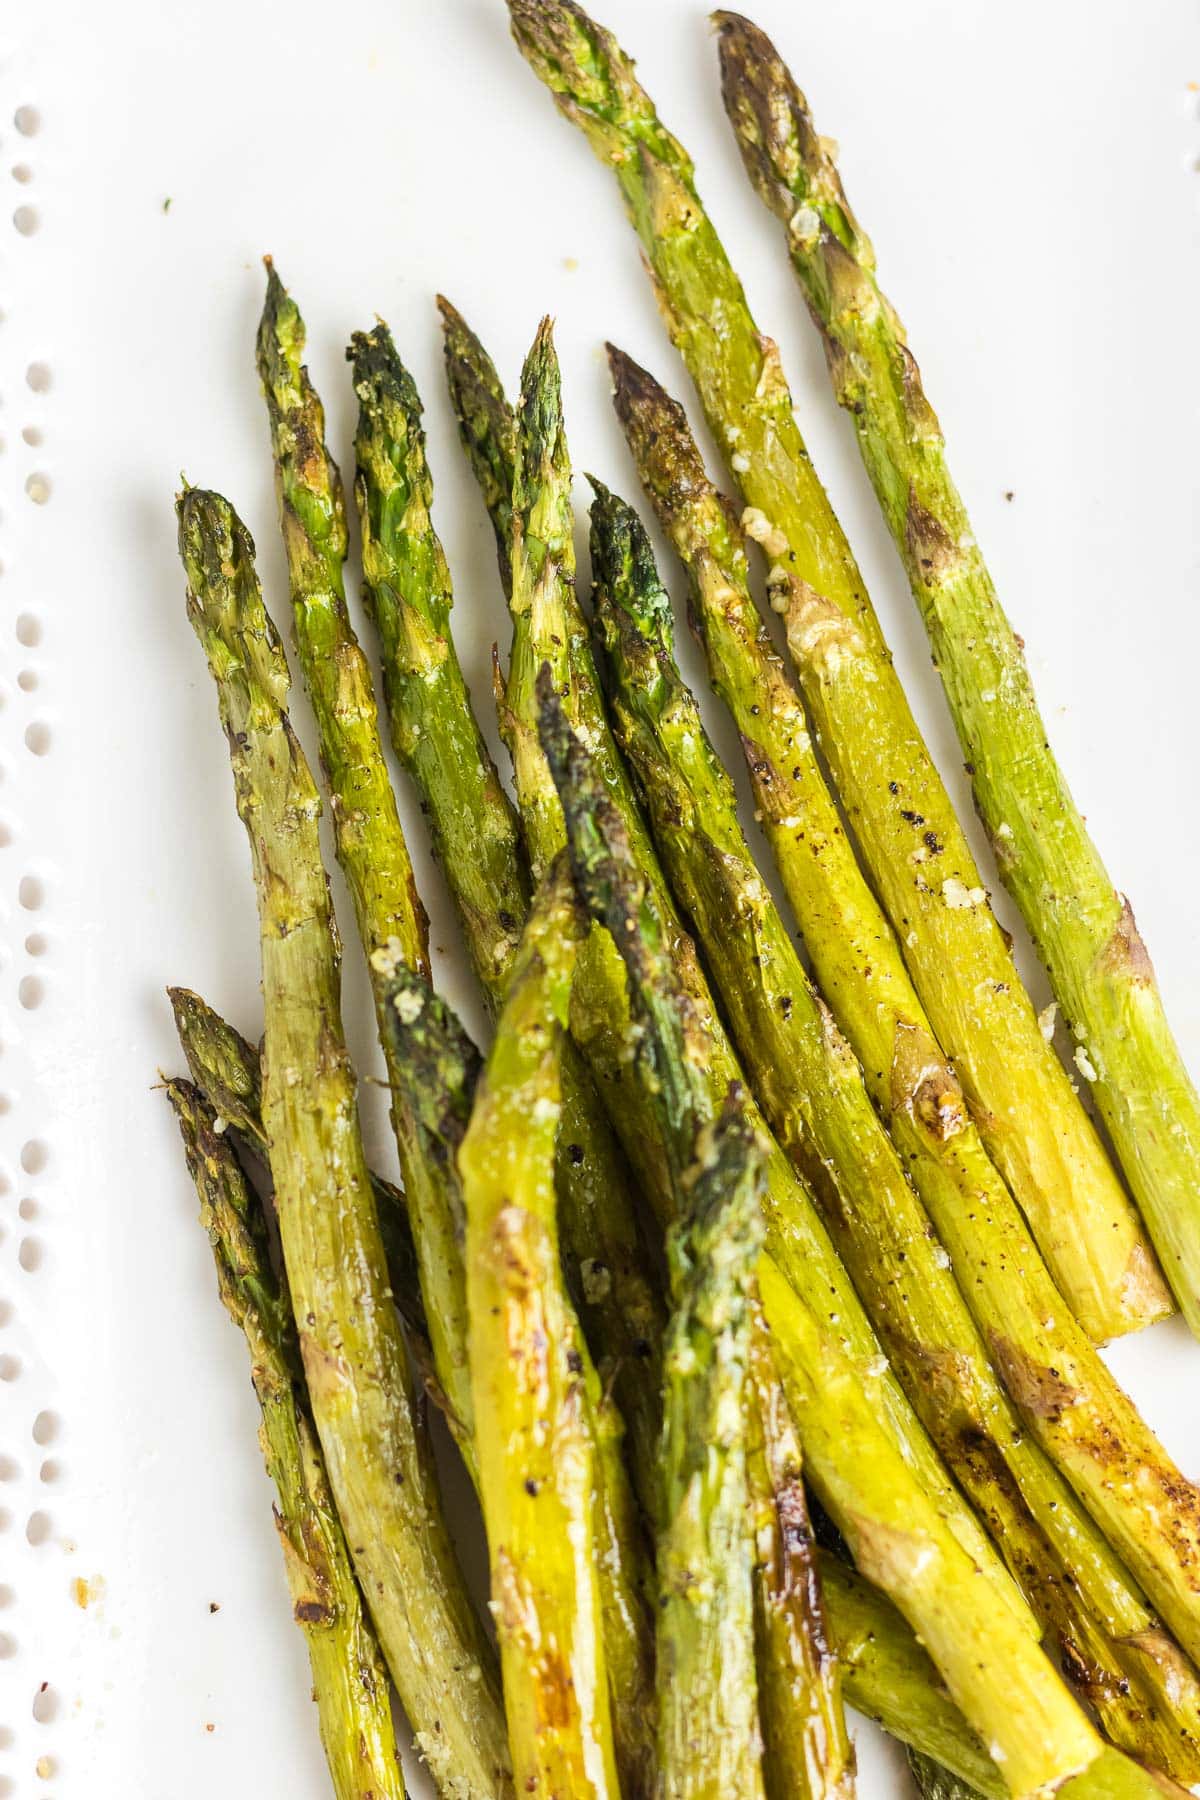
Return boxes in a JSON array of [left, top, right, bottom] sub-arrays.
[[160, 7, 1200, 1798]]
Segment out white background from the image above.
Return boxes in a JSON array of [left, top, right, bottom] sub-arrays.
[[3, 0, 1200, 1793]]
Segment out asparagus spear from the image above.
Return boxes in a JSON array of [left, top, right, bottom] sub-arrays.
[[589, 477, 1200, 1742], [164, 1077, 409, 1800], [601, 369, 1200, 1731], [907, 1748, 986, 1800], [167, 986, 429, 1343], [170, 980, 654, 1800], [468, 307, 1015, 1613], [256, 264, 473, 1456], [748, 1324, 856, 1800], [348, 319, 666, 1517], [373, 959, 656, 1800], [824, 1557, 1189, 1800], [715, 10, 1200, 1333], [505, 0, 1168, 1343], [817, 1557, 1001, 1800], [446, 311, 847, 1784], [459, 856, 624, 1798], [657, 1096, 768, 1800], [538, 676, 1109, 1800], [438, 296, 518, 599], [177, 488, 510, 1799]]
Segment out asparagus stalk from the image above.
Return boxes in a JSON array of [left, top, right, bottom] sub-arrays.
[[455, 307, 847, 1784], [438, 296, 518, 599], [908, 1748, 986, 1800], [602, 368, 1200, 1730], [658, 1096, 768, 1800], [177, 487, 510, 1799], [816, 1556, 1001, 1800], [748, 1323, 856, 1800], [715, 10, 1200, 1333], [466, 307, 1015, 1614], [169, 982, 478, 1461], [826, 1557, 1191, 1800], [170, 985, 653, 1800], [265, 287, 654, 1713], [348, 320, 666, 1517], [256, 264, 473, 1455], [164, 1077, 409, 1800], [350, 317, 526, 990], [825, 1556, 1189, 1800], [458, 858, 623, 1800], [538, 676, 1109, 1800], [589, 477, 1200, 1745], [372, 956, 656, 1800], [505, 0, 1168, 1342], [167, 986, 429, 1343]]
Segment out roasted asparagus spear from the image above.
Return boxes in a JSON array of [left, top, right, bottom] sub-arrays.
[[538, 673, 1111, 1799], [442, 302, 1020, 1616], [715, 9, 1200, 1333], [165, 1076, 409, 1800], [748, 1325, 856, 1800], [589, 456, 1200, 1736], [657, 1097, 768, 1800], [256, 265, 473, 1453], [504, 0, 1167, 1342], [458, 858, 624, 1799], [178, 486, 510, 1799], [348, 318, 665, 1515]]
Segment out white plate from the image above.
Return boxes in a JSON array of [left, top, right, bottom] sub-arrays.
[[3, 0, 1200, 1793]]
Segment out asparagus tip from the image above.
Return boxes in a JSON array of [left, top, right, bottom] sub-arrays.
[[176, 484, 250, 583], [346, 317, 405, 404], [435, 291, 462, 327], [710, 10, 770, 49], [606, 342, 677, 433], [255, 256, 303, 397]]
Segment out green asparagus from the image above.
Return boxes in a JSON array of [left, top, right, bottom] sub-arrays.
[[262, 282, 652, 1747], [748, 1322, 856, 1800], [165, 1077, 409, 1800], [657, 1097, 767, 1800], [465, 307, 1016, 1611], [373, 961, 655, 1800], [603, 365, 1200, 1730], [178, 486, 510, 1799], [589, 476, 1200, 1736], [505, 0, 1168, 1342], [907, 1747, 986, 1800], [348, 319, 666, 1516], [458, 858, 623, 1800], [816, 1556, 1001, 1800], [257, 265, 473, 1453], [167, 986, 430, 1346], [439, 296, 518, 598], [538, 673, 1109, 1799], [172, 960, 653, 1799], [821, 1557, 1189, 1800], [345, 318, 657, 1800], [445, 340, 848, 1780], [715, 8, 1200, 1332]]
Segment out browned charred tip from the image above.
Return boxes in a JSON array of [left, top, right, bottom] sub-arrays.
[[606, 343, 673, 424], [435, 292, 467, 337], [711, 10, 775, 56]]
